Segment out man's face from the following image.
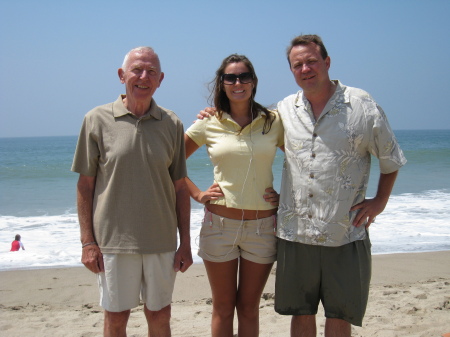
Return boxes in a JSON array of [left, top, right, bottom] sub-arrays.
[[118, 50, 164, 105], [288, 43, 330, 94]]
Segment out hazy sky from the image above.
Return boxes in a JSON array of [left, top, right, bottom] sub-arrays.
[[1, 0, 449, 138]]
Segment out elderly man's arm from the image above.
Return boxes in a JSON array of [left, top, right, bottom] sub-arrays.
[[351, 171, 399, 228], [173, 178, 193, 272], [77, 174, 104, 273]]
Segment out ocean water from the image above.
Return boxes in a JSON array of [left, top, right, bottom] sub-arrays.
[[0, 130, 449, 271]]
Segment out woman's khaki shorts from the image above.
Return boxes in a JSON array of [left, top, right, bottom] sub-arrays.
[[275, 236, 372, 326], [198, 209, 277, 264], [98, 252, 176, 312]]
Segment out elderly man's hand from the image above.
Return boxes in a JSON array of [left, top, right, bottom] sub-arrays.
[[81, 244, 104, 273], [173, 243, 193, 273]]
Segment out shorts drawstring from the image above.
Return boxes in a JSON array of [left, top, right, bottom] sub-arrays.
[[202, 208, 214, 229]]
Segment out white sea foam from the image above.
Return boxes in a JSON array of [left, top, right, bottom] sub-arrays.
[[370, 190, 450, 254], [1, 191, 449, 271]]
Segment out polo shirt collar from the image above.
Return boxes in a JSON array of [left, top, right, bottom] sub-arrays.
[[220, 110, 265, 122], [112, 95, 162, 120]]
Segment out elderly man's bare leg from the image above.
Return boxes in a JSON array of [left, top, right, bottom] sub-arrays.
[[144, 304, 172, 337], [291, 315, 316, 337], [325, 318, 351, 337], [104, 310, 130, 337]]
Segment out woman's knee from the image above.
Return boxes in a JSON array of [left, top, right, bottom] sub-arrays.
[[236, 299, 260, 320]]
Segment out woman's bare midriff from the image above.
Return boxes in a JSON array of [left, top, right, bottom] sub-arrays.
[[206, 203, 277, 220]]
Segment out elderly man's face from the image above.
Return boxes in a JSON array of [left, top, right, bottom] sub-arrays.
[[289, 43, 330, 94], [118, 50, 164, 106]]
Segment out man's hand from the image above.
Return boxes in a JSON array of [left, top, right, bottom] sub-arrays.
[[350, 196, 387, 228], [195, 107, 217, 121], [263, 187, 280, 206], [81, 244, 104, 273], [173, 178, 192, 272], [173, 243, 193, 273], [352, 171, 399, 228], [77, 174, 102, 273]]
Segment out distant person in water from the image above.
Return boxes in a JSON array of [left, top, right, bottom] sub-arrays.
[[10, 234, 25, 251]]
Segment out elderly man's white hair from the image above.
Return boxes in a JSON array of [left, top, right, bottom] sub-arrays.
[[121, 47, 160, 71]]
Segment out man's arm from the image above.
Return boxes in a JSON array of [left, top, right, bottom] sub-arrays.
[[351, 171, 399, 228], [77, 174, 104, 273], [173, 178, 193, 272]]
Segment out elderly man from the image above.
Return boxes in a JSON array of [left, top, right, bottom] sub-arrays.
[[72, 46, 192, 337], [274, 35, 407, 337]]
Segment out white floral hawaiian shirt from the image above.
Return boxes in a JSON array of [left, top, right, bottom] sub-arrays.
[[276, 81, 407, 247]]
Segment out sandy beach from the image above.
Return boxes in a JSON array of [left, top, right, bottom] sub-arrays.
[[1, 251, 449, 337]]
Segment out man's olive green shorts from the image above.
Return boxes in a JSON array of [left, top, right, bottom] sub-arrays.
[[275, 235, 371, 326]]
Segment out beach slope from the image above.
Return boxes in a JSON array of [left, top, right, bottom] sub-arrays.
[[1, 251, 449, 336]]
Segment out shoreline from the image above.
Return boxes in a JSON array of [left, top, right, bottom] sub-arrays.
[[1, 251, 449, 336], [2, 249, 449, 273]]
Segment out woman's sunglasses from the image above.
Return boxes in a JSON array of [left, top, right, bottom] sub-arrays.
[[221, 72, 254, 85]]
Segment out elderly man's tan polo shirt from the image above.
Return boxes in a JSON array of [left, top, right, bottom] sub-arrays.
[[72, 95, 187, 254]]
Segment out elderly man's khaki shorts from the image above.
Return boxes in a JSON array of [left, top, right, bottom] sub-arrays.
[[98, 252, 176, 312], [275, 236, 371, 326], [198, 209, 277, 264]]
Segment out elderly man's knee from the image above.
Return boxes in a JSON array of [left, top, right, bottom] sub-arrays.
[[144, 304, 171, 324], [104, 309, 131, 335]]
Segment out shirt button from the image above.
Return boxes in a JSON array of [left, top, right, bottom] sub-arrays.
[[308, 214, 313, 219], [310, 173, 315, 178], [313, 133, 318, 138], [311, 153, 316, 158], [309, 194, 313, 198]]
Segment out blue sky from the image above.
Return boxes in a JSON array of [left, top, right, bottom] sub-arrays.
[[1, 0, 449, 138]]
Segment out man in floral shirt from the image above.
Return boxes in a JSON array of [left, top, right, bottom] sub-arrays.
[[274, 35, 406, 337]]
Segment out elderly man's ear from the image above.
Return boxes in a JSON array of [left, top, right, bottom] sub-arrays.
[[118, 68, 125, 83]]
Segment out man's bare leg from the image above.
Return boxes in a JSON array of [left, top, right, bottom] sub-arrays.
[[291, 315, 316, 337], [144, 304, 171, 337], [325, 318, 351, 337], [104, 310, 130, 337]]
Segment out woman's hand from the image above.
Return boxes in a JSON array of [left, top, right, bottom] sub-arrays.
[[264, 187, 280, 206], [197, 182, 224, 204]]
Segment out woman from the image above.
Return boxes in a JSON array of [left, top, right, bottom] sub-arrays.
[[184, 54, 284, 337]]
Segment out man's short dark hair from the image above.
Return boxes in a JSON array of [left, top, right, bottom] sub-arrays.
[[286, 34, 328, 65]]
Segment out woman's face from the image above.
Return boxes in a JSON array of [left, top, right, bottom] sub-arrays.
[[222, 62, 254, 104]]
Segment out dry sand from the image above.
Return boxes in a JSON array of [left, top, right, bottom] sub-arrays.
[[1, 251, 449, 336]]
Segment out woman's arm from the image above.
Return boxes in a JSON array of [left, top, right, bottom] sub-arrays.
[[184, 134, 224, 204]]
